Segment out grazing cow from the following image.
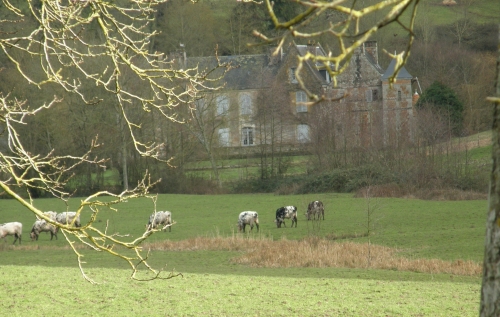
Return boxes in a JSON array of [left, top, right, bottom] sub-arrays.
[[0, 222, 22, 245], [41, 211, 57, 221], [30, 220, 58, 241], [275, 206, 298, 228], [306, 200, 325, 221], [238, 211, 259, 233], [147, 211, 173, 232], [56, 212, 81, 227]]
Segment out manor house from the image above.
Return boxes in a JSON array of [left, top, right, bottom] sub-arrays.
[[177, 41, 418, 155]]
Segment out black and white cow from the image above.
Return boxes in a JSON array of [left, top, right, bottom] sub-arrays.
[[30, 220, 58, 241], [275, 206, 298, 228], [238, 211, 259, 233], [306, 200, 325, 220]]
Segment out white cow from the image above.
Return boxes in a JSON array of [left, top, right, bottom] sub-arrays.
[[56, 212, 81, 227], [0, 222, 22, 245], [147, 211, 173, 232], [238, 211, 259, 232]]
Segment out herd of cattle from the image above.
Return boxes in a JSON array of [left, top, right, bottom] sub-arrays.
[[0, 211, 81, 245], [238, 200, 325, 232], [0, 200, 325, 244]]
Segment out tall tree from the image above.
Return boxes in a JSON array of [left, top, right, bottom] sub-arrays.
[[416, 81, 464, 134], [0, 0, 228, 282], [480, 24, 500, 317]]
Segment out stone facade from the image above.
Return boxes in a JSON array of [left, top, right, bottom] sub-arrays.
[[186, 41, 417, 153]]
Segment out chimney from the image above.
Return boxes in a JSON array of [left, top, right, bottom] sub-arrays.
[[180, 43, 186, 69], [268, 46, 282, 66], [307, 40, 317, 55], [363, 41, 378, 65]]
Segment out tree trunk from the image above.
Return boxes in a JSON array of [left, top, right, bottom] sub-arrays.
[[480, 24, 500, 316]]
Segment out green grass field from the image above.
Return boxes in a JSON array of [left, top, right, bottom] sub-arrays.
[[0, 193, 487, 316]]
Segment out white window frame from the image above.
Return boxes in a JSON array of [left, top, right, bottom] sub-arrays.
[[239, 93, 252, 115], [216, 95, 229, 115], [242, 127, 254, 146], [218, 128, 229, 147], [297, 124, 310, 143], [296, 91, 308, 113]]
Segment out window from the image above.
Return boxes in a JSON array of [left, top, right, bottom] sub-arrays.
[[216, 95, 229, 115], [290, 68, 297, 83], [319, 70, 331, 83], [366, 89, 378, 102], [239, 93, 252, 115], [218, 128, 229, 147], [242, 127, 254, 146], [193, 98, 205, 120], [296, 91, 307, 113], [297, 124, 310, 143], [397, 90, 402, 101], [365, 90, 372, 102]]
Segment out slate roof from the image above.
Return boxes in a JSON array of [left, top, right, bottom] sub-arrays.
[[186, 54, 279, 90], [381, 58, 413, 80]]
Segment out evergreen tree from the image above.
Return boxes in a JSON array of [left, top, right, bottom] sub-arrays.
[[416, 81, 464, 133]]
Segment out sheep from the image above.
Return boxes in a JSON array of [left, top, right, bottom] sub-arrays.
[[306, 200, 325, 221], [30, 220, 58, 241], [275, 206, 298, 228], [56, 212, 81, 227], [147, 211, 173, 232], [0, 222, 23, 245], [238, 211, 259, 232]]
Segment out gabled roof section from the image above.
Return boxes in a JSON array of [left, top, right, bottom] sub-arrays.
[[381, 58, 413, 81], [187, 55, 279, 90], [364, 52, 384, 74], [294, 43, 331, 84]]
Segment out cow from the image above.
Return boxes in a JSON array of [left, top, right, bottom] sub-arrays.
[[30, 220, 59, 241], [147, 211, 173, 232], [0, 222, 22, 245], [56, 212, 81, 227], [306, 200, 325, 221], [38, 211, 57, 221], [275, 206, 298, 228], [238, 211, 259, 233]]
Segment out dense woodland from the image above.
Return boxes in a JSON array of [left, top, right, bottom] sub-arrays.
[[0, 0, 497, 196]]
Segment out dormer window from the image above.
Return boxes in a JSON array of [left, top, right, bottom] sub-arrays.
[[319, 70, 331, 83]]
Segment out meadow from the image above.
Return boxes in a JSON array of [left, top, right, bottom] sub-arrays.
[[0, 193, 487, 316]]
